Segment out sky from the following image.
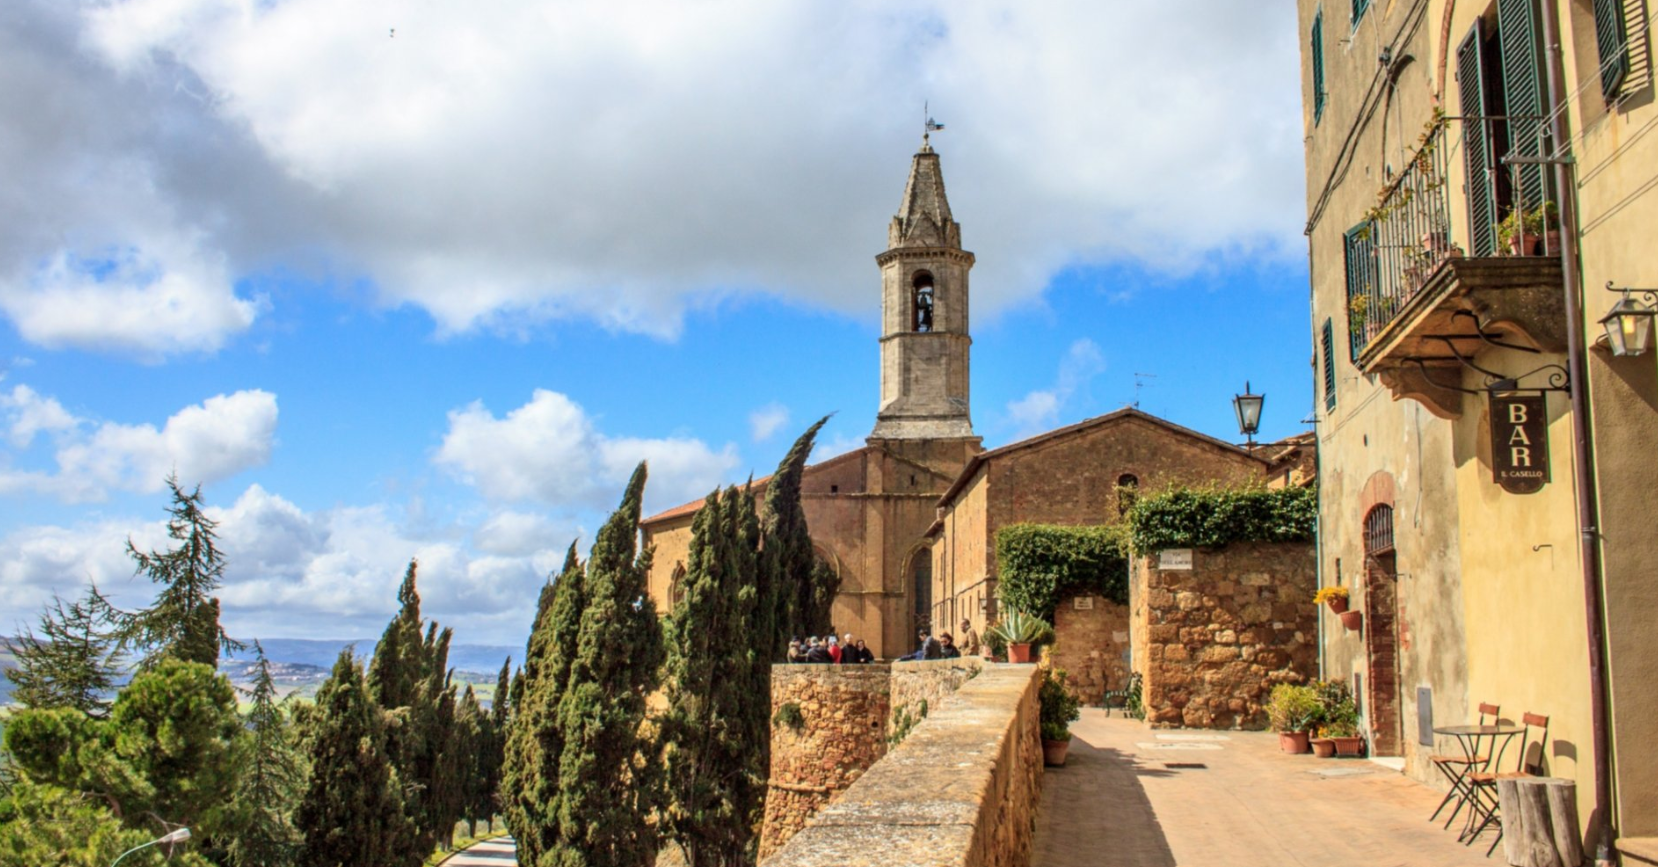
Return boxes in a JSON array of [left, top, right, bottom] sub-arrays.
[[0, 0, 1313, 647]]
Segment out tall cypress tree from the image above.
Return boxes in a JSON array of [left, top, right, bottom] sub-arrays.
[[296, 650, 416, 867], [761, 418, 828, 657], [455, 685, 487, 838], [225, 644, 303, 867], [368, 563, 423, 710], [551, 463, 664, 867], [6, 587, 119, 716]]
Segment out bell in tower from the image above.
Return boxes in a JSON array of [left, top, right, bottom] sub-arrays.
[[870, 137, 976, 441]]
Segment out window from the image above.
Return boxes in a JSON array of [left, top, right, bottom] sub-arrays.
[[1322, 318, 1337, 412], [912, 272, 935, 332], [1312, 12, 1327, 125], [1594, 0, 1631, 101], [1344, 223, 1376, 359], [910, 548, 933, 634], [1351, 0, 1369, 28]]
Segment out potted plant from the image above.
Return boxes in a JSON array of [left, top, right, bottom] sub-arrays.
[[1040, 667, 1082, 766], [1339, 609, 1364, 632], [1314, 680, 1366, 756], [1498, 202, 1559, 256], [988, 609, 1053, 664], [1265, 683, 1320, 754], [1310, 736, 1337, 758], [984, 625, 1008, 662], [1313, 586, 1350, 614]]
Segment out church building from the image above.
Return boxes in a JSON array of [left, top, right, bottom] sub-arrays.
[[640, 139, 1310, 660]]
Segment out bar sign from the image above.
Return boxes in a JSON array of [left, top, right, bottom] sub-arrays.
[[1490, 392, 1549, 494]]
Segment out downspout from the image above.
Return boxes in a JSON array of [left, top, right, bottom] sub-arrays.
[[1535, 2, 1615, 856]]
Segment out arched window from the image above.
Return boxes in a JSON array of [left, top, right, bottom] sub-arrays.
[[1116, 473, 1140, 517], [912, 272, 936, 332], [669, 562, 687, 610], [909, 547, 933, 634], [1363, 504, 1395, 556]]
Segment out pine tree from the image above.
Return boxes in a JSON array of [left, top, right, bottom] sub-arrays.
[[109, 477, 243, 668], [296, 650, 416, 867], [761, 418, 828, 657], [5, 587, 120, 716], [225, 644, 303, 867], [550, 463, 665, 867]]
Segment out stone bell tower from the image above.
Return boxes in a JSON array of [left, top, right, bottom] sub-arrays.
[[870, 136, 976, 440]]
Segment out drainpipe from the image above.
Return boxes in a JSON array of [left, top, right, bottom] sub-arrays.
[[1535, 2, 1615, 857]]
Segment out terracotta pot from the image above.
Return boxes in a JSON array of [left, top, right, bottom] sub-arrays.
[[1339, 610, 1364, 632], [1042, 738, 1071, 767], [1009, 642, 1033, 664], [1325, 595, 1349, 614], [1310, 738, 1337, 758], [1278, 731, 1311, 754], [1332, 736, 1366, 757]]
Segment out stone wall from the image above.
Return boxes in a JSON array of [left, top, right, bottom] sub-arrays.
[[1135, 541, 1318, 729], [761, 658, 986, 858], [764, 665, 1043, 867], [1050, 594, 1131, 705]]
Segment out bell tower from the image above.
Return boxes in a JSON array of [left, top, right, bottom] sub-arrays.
[[870, 137, 976, 440]]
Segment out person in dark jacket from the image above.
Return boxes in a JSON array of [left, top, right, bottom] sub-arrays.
[[903, 629, 942, 661], [853, 639, 874, 663], [939, 632, 961, 659], [804, 636, 832, 664]]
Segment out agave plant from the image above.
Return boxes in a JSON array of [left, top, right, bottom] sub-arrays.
[[987, 608, 1054, 646]]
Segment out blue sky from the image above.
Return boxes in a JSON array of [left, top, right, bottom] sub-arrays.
[[0, 0, 1311, 645]]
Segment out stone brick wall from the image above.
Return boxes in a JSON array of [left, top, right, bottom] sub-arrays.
[[889, 657, 984, 741], [1051, 595, 1131, 705], [1134, 541, 1317, 729], [764, 665, 1043, 867]]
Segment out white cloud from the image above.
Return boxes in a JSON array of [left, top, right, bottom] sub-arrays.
[[0, 0, 1304, 347], [1004, 338, 1106, 439], [748, 403, 790, 443], [435, 388, 740, 515], [0, 386, 277, 502]]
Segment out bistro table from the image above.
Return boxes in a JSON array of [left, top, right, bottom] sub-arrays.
[[1432, 723, 1525, 842]]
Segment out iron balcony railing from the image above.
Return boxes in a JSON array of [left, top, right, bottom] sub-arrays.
[[1345, 115, 1554, 360]]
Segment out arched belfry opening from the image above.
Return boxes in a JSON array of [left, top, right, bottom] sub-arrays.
[[912, 271, 935, 332]]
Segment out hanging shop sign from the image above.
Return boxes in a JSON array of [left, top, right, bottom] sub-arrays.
[[1490, 392, 1550, 494]]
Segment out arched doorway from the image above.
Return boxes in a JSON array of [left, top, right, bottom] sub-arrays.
[[909, 547, 932, 637], [1363, 504, 1402, 756]]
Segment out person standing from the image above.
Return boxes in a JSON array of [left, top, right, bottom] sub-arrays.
[[827, 634, 843, 664], [853, 639, 874, 663], [959, 619, 981, 657]]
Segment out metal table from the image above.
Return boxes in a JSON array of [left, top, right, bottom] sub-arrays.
[[1432, 724, 1524, 841]]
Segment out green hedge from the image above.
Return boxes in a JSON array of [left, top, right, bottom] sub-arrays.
[[994, 523, 1129, 619], [1126, 486, 1317, 553]]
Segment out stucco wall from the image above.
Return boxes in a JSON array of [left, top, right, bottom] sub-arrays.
[[764, 664, 1042, 867], [1134, 543, 1318, 730]]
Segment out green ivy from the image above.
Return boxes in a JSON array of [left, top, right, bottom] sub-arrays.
[[994, 524, 1130, 620], [772, 701, 805, 733], [1126, 486, 1317, 553]]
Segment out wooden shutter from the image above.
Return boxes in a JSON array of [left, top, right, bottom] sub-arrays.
[[1499, 0, 1549, 211], [1352, 0, 1370, 26], [1323, 319, 1337, 412], [1313, 13, 1326, 124], [1595, 0, 1630, 101], [1458, 22, 1499, 257], [1344, 224, 1376, 358]]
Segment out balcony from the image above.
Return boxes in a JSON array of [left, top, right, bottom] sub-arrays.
[[1344, 117, 1566, 419]]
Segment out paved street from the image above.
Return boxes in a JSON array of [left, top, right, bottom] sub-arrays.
[[442, 837, 516, 867], [1033, 710, 1500, 867]]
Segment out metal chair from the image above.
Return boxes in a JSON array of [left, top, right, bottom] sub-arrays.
[[1465, 712, 1550, 855], [1428, 702, 1498, 827], [1102, 671, 1142, 717]]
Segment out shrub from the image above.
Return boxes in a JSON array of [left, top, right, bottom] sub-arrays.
[[1312, 586, 1349, 606], [1264, 683, 1321, 733], [995, 523, 1130, 620], [772, 701, 804, 733], [1127, 486, 1317, 553], [1039, 668, 1081, 742], [986, 609, 1053, 646]]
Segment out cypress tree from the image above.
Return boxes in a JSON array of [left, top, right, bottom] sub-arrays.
[[6, 587, 120, 716], [109, 476, 242, 668], [550, 462, 664, 867], [761, 418, 828, 657], [296, 650, 416, 867], [455, 685, 487, 838], [225, 644, 303, 867], [492, 658, 512, 730], [368, 562, 423, 709]]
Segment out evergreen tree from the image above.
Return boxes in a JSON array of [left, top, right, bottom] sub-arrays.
[[760, 418, 828, 657], [0, 780, 213, 867], [509, 667, 526, 716], [225, 644, 304, 867], [296, 650, 416, 867], [491, 658, 511, 731], [550, 463, 664, 867], [367, 561, 423, 710], [108, 477, 242, 668], [5, 587, 119, 716], [454, 686, 487, 838]]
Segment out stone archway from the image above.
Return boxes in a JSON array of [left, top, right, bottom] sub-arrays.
[[908, 546, 932, 637], [1363, 503, 1403, 757]]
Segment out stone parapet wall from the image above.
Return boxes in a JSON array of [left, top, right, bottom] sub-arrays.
[[764, 664, 1043, 867], [1135, 541, 1318, 729], [890, 657, 985, 739]]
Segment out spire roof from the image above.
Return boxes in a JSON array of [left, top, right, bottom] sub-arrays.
[[888, 141, 961, 250]]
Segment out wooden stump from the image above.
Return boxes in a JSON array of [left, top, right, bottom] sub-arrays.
[[1496, 776, 1584, 867]]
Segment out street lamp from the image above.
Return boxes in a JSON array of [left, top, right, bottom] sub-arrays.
[[1233, 382, 1265, 448], [111, 827, 190, 867], [1600, 284, 1657, 357]]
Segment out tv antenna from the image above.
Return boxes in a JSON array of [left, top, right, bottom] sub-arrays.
[[1132, 372, 1157, 408]]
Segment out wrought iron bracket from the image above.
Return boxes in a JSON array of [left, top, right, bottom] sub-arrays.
[[1605, 281, 1658, 306]]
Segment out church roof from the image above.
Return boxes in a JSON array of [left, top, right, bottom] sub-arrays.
[[638, 445, 871, 527], [931, 407, 1271, 510], [888, 141, 962, 250]]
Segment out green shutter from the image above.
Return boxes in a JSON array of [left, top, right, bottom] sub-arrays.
[[1499, 0, 1550, 212], [1323, 319, 1337, 412], [1344, 224, 1376, 359], [1352, 0, 1370, 27], [1458, 22, 1499, 256], [1312, 12, 1326, 125], [1595, 0, 1630, 101]]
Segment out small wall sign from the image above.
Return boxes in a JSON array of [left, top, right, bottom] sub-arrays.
[[1490, 392, 1550, 495], [1158, 549, 1194, 571], [1073, 596, 1095, 610]]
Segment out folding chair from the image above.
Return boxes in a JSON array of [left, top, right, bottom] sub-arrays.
[[1428, 702, 1498, 827], [1466, 712, 1550, 855]]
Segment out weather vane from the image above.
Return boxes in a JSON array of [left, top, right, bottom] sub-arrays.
[[923, 100, 945, 148]]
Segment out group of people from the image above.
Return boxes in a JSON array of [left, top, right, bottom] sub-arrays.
[[787, 633, 876, 664], [900, 619, 980, 661]]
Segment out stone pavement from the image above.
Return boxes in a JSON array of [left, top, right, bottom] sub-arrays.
[[440, 836, 516, 867], [1033, 710, 1501, 867]]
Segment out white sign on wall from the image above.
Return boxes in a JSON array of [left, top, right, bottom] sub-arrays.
[[1158, 548, 1194, 571], [1073, 596, 1095, 610]]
